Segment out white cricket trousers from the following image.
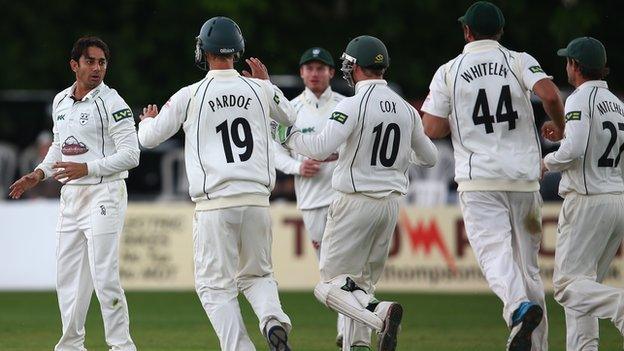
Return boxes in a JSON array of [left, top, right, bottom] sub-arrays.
[[301, 206, 329, 259], [193, 206, 291, 351], [320, 193, 400, 347], [55, 180, 135, 351], [302, 206, 345, 338], [553, 193, 624, 351], [460, 191, 547, 351]]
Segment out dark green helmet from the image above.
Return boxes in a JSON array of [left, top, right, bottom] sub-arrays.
[[340, 35, 389, 86], [195, 16, 245, 71]]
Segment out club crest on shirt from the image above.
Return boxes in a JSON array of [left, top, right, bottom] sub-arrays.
[[61, 136, 89, 155], [79, 113, 89, 125], [565, 111, 581, 121], [330, 111, 348, 124]]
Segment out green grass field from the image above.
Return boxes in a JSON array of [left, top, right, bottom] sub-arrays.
[[0, 291, 620, 350]]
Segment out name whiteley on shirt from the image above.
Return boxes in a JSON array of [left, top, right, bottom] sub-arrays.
[[460, 62, 509, 83]]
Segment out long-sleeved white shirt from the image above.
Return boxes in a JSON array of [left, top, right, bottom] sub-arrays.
[[36, 82, 140, 185], [544, 80, 624, 196], [421, 40, 550, 192], [274, 86, 344, 209], [287, 79, 437, 198], [138, 69, 295, 209]]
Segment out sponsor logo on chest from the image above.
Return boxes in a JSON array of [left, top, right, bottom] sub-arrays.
[[61, 136, 89, 155]]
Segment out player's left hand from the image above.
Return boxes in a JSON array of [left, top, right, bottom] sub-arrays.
[[242, 57, 269, 80], [140, 104, 159, 121], [541, 121, 563, 142], [52, 162, 88, 183]]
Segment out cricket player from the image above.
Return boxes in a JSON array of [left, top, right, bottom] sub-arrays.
[[9, 36, 139, 351], [420, 2, 566, 350], [543, 37, 624, 351], [273, 46, 352, 348], [137, 17, 294, 351], [275, 35, 438, 351]]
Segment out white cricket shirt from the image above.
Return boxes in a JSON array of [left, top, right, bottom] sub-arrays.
[[274, 86, 344, 209], [544, 80, 624, 196], [422, 40, 551, 192], [138, 69, 296, 209], [37, 82, 140, 185], [287, 79, 438, 198]]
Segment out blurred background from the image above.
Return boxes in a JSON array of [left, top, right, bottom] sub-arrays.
[[1, 1, 623, 350], [1, 0, 622, 203]]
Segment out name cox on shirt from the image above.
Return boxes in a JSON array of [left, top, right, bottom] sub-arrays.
[[208, 94, 253, 112]]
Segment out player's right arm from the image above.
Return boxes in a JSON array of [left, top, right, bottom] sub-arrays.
[[286, 101, 356, 161], [410, 106, 438, 167], [518, 53, 565, 139], [543, 98, 589, 172], [273, 140, 302, 175], [421, 64, 452, 138], [9, 93, 64, 198], [138, 87, 190, 148]]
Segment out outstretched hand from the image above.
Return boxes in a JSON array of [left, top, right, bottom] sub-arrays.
[[8, 170, 43, 199], [140, 104, 159, 121], [242, 57, 269, 80]]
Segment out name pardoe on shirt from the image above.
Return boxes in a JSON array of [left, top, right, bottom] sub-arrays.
[[208, 94, 252, 112], [460, 62, 508, 83], [597, 100, 624, 118]]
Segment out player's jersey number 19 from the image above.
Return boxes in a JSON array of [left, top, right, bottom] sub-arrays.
[[216, 117, 254, 163]]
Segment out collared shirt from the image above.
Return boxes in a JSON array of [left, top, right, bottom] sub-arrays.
[[36, 82, 140, 185], [274, 86, 344, 209], [287, 79, 437, 198], [422, 40, 551, 192], [138, 69, 296, 208], [545, 80, 624, 196]]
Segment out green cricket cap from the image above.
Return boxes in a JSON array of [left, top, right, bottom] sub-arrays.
[[299, 47, 334, 67], [458, 1, 505, 36], [557, 37, 607, 69]]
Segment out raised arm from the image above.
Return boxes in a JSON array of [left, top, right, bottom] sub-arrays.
[[287, 106, 355, 161], [138, 88, 190, 148]]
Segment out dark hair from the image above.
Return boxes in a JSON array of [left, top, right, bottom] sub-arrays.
[[570, 59, 609, 80], [70, 36, 110, 62], [207, 52, 236, 60], [361, 67, 386, 77], [465, 25, 503, 41]]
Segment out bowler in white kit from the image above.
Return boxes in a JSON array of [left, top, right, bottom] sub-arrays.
[[9, 36, 140, 351]]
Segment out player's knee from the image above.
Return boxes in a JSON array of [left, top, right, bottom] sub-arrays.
[[553, 278, 572, 304], [314, 282, 332, 305]]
